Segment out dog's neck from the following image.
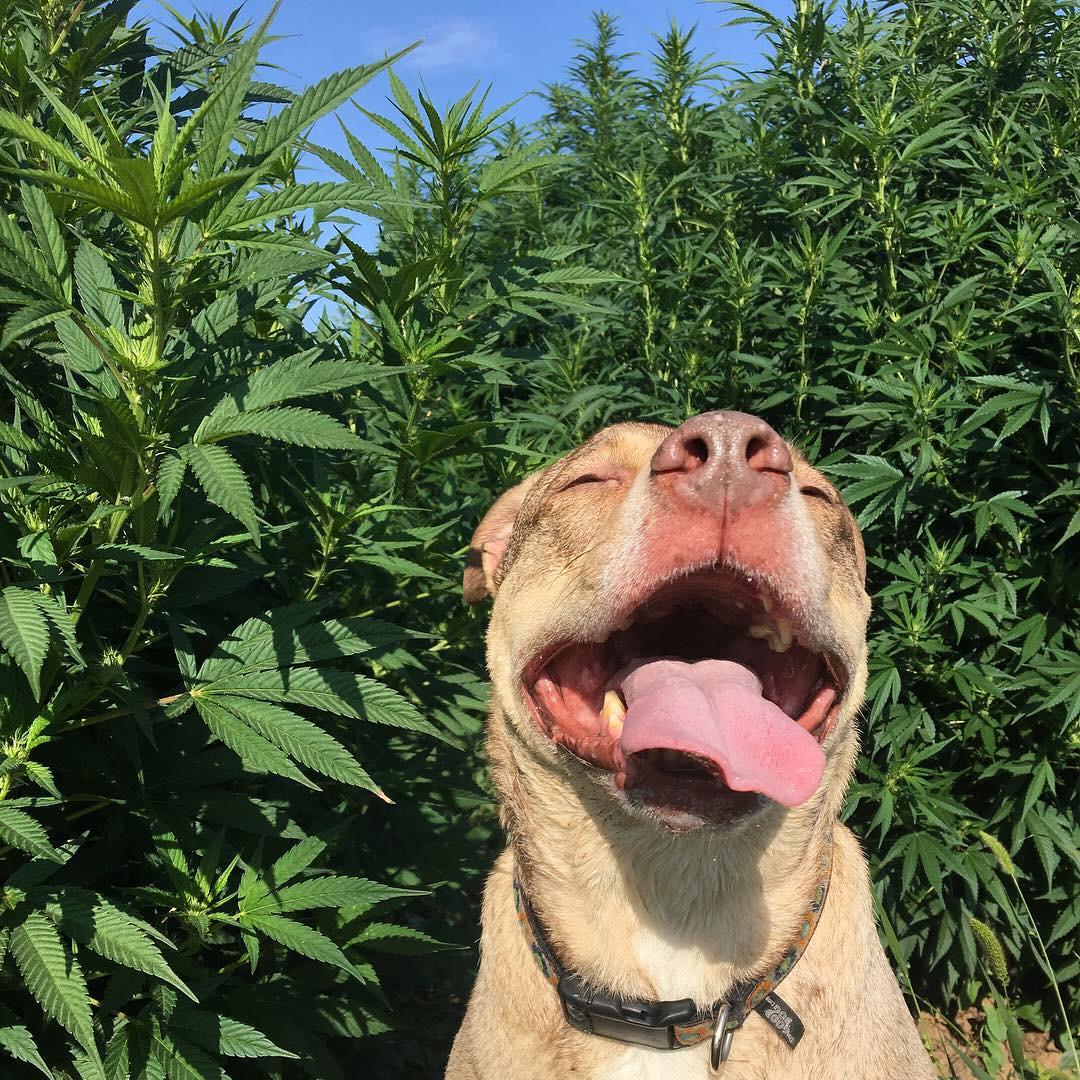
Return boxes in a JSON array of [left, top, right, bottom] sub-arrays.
[[500, 731, 835, 1005]]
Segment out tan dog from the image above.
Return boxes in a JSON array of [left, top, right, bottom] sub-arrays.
[[447, 412, 935, 1080]]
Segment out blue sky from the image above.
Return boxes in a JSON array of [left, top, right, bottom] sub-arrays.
[[133, 0, 786, 178]]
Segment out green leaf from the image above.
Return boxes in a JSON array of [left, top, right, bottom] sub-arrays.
[[103, 1019, 130, 1079], [156, 453, 187, 519], [215, 696, 381, 794], [204, 667, 445, 739], [156, 1036, 226, 1080], [0, 805, 62, 862], [30, 81, 113, 175], [0, 1005, 53, 1077], [189, 39, 260, 181], [198, 612, 411, 681], [0, 421, 37, 453], [20, 186, 68, 289], [195, 406, 360, 449], [0, 300, 68, 348], [18, 532, 56, 577], [196, 604, 322, 680], [245, 58, 402, 167], [90, 544, 183, 562], [193, 697, 315, 788], [71, 1048, 108, 1080], [246, 876, 405, 915], [204, 353, 377, 419], [54, 317, 108, 386], [898, 119, 964, 162], [46, 889, 195, 1000], [1055, 507, 1080, 551], [351, 921, 451, 954], [0, 206, 64, 300], [238, 912, 359, 976], [11, 170, 149, 226], [10, 912, 99, 1057], [267, 837, 328, 886], [32, 591, 83, 670], [353, 552, 440, 580], [210, 182, 375, 233], [73, 241, 123, 331], [182, 443, 260, 543], [23, 762, 60, 799], [158, 172, 253, 225], [0, 586, 50, 698], [170, 1012, 298, 1059], [0, 109, 89, 174]]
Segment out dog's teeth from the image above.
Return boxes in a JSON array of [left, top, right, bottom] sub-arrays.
[[613, 615, 632, 631], [601, 690, 626, 735], [602, 689, 626, 719], [747, 624, 772, 639], [763, 618, 795, 653]]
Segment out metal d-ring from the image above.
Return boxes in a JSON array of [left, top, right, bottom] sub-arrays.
[[710, 1004, 734, 1072]]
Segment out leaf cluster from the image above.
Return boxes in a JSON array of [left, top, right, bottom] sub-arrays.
[[0, 0, 1077, 1074]]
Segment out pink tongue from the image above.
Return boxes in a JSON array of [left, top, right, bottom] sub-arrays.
[[619, 659, 825, 807]]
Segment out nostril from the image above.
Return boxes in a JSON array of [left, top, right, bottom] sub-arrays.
[[652, 412, 791, 483], [650, 430, 711, 476], [684, 437, 708, 468], [745, 436, 768, 469], [744, 430, 792, 475]]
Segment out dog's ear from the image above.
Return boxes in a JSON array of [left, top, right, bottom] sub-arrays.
[[463, 477, 538, 604]]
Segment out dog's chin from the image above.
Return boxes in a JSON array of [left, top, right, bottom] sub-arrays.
[[591, 754, 771, 833], [624, 761, 769, 832]]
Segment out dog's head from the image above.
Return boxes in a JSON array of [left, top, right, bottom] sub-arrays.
[[465, 411, 870, 834]]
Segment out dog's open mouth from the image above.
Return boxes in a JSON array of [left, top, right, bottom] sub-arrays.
[[521, 570, 845, 826]]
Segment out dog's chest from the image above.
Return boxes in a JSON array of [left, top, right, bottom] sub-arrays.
[[632, 922, 717, 999], [599, 1043, 712, 1080], [584, 928, 731, 1080]]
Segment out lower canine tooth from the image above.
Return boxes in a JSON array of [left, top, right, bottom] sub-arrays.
[[777, 618, 794, 647], [601, 690, 626, 734]]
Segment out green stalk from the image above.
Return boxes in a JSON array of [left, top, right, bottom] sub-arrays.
[[1012, 883, 1078, 1069]]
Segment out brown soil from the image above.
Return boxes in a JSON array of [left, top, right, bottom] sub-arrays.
[[919, 1008, 1067, 1079]]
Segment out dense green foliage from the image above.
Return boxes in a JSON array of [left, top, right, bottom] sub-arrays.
[[0, 0, 1075, 1076], [462, 0, 1080, 1052]]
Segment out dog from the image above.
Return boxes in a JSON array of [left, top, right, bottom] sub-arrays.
[[446, 411, 936, 1079]]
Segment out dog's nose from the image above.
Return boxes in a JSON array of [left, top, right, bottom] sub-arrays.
[[650, 410, 793, 513]]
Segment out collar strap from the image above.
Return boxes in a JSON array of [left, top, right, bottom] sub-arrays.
[[513, 837, 831, 1057]]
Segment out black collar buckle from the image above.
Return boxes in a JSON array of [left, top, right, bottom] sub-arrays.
[[556, 970, 701, 1050]]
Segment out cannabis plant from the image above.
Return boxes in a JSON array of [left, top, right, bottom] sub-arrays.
[[0, 0, 601, 1073], [0, 0, 1077, 1075], [450, 0, 1080, 1060]]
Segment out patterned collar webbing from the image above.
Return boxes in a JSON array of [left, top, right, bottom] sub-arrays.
[[512, 835, 832, 1051]]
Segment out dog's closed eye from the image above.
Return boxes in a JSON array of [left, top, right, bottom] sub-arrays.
[[560, 472, 623, 492], [800, 485, 834, 504]]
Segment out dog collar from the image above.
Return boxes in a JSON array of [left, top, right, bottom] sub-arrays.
[[513, 836, 831, 1071]]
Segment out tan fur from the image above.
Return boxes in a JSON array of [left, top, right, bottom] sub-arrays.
[[448, 420, 935, 1079]]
